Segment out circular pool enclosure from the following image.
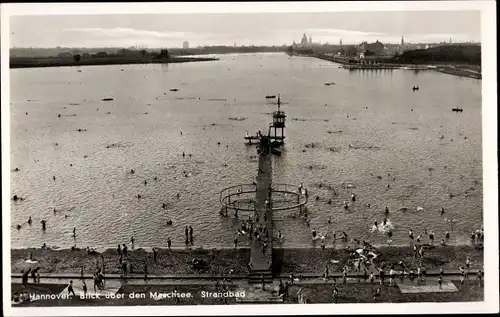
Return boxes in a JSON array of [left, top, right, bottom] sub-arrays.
[[219, 183, 308, 214]]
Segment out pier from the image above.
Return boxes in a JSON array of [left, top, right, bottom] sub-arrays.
[[248, 140, 274, 283], [222, 98, 307, 283]]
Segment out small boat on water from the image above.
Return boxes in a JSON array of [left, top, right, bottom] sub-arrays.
[[102, 98, 114, 101], [265, 95, 276, 99], [412, 85, 420, 91], [452, 107, 464, 112], [324, 82, 336, 86], [170, 88, 179, 92]]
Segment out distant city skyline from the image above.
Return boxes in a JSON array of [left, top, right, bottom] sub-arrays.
[[9, 11, 481, 48]]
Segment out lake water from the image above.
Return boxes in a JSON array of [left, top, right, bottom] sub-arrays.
[[9, 53, 483, 249]]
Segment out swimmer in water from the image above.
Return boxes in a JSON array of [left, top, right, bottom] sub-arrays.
[[312, 229, 317, 239], [28, 217, 32, 225], [73, 227, 76, 237], [385, 207, 389, 214], [441, 207, 445, 215], [351, 193, 356, 202], [144, 180, 147, 185]]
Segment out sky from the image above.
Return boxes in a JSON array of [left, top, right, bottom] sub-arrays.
[[9, 11, 481, 48]]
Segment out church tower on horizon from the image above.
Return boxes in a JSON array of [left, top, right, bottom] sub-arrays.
[[399, 36, 405, 54]]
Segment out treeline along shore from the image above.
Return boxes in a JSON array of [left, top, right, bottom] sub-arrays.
[[12, 245, 483, 277], [10, 55, 218, 69]]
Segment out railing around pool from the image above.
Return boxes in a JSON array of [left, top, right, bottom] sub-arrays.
[[219, 183, 308, 212]]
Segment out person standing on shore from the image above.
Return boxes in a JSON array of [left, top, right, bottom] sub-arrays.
[[67, 280, 76, 297], [234, 238, 238, 248], [167, 237, 172, 251], [121, 261, 127, 278], [185, 226, 189, 240], [476, 269, 482, 286], [31, 267, 39, 284], [459, 266, 466, 284], [130, 236, 135, 249], [117, 244, 121, 256], [153, 247, 158, 263], [389, 266, 395, 286], [379, 268, 385, 285], [189, 226, 194, 244], [342, 266, 348, 284], [21, 269, 31, 287], [418, 246, 424, 259], [438, 275, 443, 289], [323, 264, 329, 280], [465, 257, 471, 276], [82, 281, 87, 297]]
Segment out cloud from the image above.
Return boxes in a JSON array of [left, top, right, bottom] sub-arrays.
[[64, 27, 209, 40], [305, 28, 388, 37]]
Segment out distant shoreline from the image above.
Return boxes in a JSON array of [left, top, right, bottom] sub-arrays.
[[291, 52, 481, 80], [9, 56, 219, 69]]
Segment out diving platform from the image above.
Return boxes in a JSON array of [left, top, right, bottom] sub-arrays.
[[244, 94, 286, 148]]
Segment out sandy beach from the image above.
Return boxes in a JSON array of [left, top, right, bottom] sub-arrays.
[[11, 245, 483, 276]]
